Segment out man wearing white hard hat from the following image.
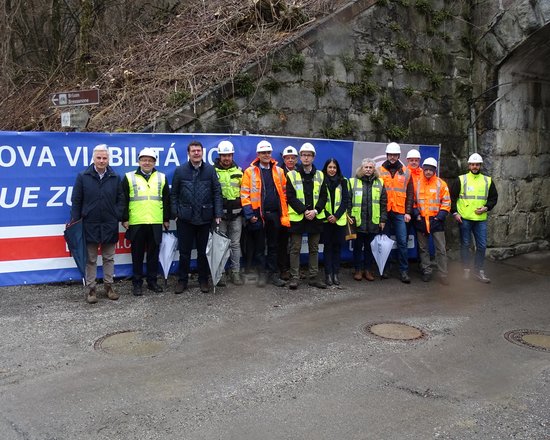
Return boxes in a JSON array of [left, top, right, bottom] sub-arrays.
[[277, 146, 298, 280], [214, 140, 244, 286], [406, 148, 422, 181], [286, 142, 328, 289], [450, 153, 498, 283], [412, 157, 451, 284], [122, 148, 170, 296], [240, 140, 289, 287], [379, 142, 414, 283]]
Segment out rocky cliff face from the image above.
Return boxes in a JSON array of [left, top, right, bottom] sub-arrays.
[[160, 0, 550, 254]]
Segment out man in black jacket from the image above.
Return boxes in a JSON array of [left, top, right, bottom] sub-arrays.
[[71, 144, 124, 304], [171, 141, 222, 294]]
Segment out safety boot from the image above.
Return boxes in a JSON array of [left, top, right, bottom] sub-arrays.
[[231, 271, 243, 286], [105, 284, 119, 300], [86, 287, 98, 304]]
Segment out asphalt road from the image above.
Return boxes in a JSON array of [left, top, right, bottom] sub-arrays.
[[1, 253, 549, 440]]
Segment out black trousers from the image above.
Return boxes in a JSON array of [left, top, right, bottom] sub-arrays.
[[246, 211, 281, 274], [277, 225, 290, 273], [177, 220, 210, 284], [131, 224, 160, 286]]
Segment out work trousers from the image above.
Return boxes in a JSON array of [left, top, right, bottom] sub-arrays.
[[417, 231, 447, 276], [85, 242, 116, 288], [290, 232, 320, 280], [219, 217, 242, 272], [277, 226, 290, 274]]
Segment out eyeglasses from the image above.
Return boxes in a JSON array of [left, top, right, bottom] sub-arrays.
[[300, 153, 314, 158]]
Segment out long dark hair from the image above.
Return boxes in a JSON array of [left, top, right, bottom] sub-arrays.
[[322, 158, 343, 180]]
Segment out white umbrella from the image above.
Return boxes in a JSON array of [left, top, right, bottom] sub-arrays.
[[159, 232, 178, 285], [206, 228, 231, 291], [370, 233, 395, 276]]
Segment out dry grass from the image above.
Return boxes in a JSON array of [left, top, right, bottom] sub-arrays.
[[0, 0, 347, 132]]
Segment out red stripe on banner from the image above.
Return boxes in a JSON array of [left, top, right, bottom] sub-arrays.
[[0, 233, 131, 262]]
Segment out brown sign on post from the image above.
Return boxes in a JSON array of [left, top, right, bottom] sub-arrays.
[[50, 89, 100, 107]]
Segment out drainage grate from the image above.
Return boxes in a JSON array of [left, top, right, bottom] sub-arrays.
[[504, 329, 550, 353], [94, 330, 168, 357], [363, 322, 427, 341]]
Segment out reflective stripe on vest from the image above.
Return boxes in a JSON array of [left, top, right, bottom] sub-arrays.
[[456, 172, 490, 221], [349, 177, 381, 227], [126, 171, 165, 225], [216, 165, 243, 202], [326, 182, 347, 226], [415, 177, 450, 232], [379, 166, 410, 214], [287, 170, 326, 222]]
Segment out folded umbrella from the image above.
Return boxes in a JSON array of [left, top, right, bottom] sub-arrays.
[[370, 233, 395, 276], [63, 218, 87, 284], [159, 231, 178, 286], [206, 228, 231, 292]]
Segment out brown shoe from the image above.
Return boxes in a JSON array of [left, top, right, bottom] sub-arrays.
[[86, 287, 98, 304], [364, 270, 375, 281], [105, 284, 119, 300], [353, 271, 363, 281]]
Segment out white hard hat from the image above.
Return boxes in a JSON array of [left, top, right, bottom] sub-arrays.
[[256, 140, 273, 153], [422, 157, 438, 168], [282, 146, 298, 157], [468, 153, 483, 164], [406, 149, 421, 159], [217, 140, 234, 154], [300, 142, 316, 155], [138, 147, 158, 160], [385, 142, 401, 154]]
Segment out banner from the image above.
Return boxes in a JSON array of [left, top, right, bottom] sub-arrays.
[[0, 131, 439, 286]]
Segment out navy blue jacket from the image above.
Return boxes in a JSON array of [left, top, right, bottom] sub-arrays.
[[170, 160, 223, 225], [70, 165, 124, 244]]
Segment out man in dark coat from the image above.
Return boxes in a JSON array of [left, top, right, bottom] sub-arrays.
[[171, 140, 222, 294], [71, 144, 124, 304]]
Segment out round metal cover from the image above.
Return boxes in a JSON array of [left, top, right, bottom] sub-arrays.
[[504, 329, 550, 353], [94, 330, 167, 356], [364, 322, 426, 341]]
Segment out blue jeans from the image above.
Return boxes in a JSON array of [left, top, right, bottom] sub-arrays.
[[383, 212, 408, 273], [459, 219, 487, 271]]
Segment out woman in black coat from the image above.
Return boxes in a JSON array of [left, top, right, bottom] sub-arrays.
[[321, 158, 349, 286]]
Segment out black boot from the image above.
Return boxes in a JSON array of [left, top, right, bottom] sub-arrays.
[[332, 273, 340, 285], [325, 273, 333, 286]]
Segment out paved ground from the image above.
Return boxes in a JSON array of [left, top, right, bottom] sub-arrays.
[[0, 253, 549, 440]]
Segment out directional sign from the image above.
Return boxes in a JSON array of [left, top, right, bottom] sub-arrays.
[[61, 108, 90, 129], [50, 89, 99, 107]]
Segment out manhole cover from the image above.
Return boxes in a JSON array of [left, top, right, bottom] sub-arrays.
[[94, 330, 168, 356], [504, 329, 550, 353], [364, 322, 427, 341]]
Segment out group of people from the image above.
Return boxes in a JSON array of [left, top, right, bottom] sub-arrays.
[[70, 140, 498, 304]]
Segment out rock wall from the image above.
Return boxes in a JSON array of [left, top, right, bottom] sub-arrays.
[[153, 0, 550, 256]]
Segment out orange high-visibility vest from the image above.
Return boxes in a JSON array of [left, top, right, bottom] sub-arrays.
[[414, 175, 451, 232], [379, 164, 411, 214], [240, 157, 290, 227]]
